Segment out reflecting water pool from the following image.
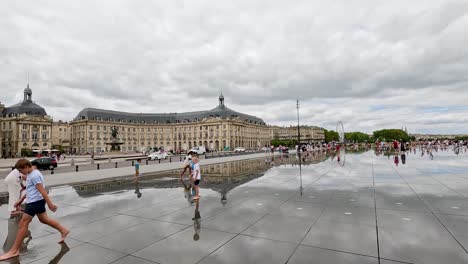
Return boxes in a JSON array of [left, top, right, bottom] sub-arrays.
[[1, 149, 467, 264]]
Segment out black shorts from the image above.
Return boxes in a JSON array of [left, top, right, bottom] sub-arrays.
[[194, 180, 200, 186], [25, 199, 46, 217]]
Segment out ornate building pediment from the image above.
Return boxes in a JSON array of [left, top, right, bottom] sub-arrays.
[[17, 115, 52, 123]]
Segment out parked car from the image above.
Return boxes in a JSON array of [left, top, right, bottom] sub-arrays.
[[31, 157, 58, 170], [147, 152, 168, 160], [189, 146, 206, 155], [234, 147, 246, 152]]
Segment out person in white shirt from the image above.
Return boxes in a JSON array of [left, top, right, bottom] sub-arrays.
[[180, 153, 193, 180], [4, 169, 24, 217], [191, 156, 202, 200]]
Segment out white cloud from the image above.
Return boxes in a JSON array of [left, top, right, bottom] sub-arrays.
[[1, 0, 468, 134]]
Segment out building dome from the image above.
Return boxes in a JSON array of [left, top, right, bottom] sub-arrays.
[[1, 83, 48, 117], [24, 84, 32, 94]]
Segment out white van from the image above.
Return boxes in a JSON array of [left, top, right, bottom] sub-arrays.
[[147, 151, 168, 160], [189, 146, 206, 155]]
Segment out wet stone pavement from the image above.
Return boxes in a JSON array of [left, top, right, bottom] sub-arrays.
[[1, 150, 468, 264]]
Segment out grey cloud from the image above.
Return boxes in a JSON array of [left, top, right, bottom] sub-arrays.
[[1, 0, 468, 134]]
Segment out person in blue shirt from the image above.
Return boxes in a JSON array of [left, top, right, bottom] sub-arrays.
[[134, 159, 141, 182], [0, 159, 70, 261]]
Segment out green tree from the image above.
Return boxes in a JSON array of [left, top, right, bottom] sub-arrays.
[[345, 132, 370, 143], [324, 129, 339, 143], [271, 139, 298, 147], [52, 145, 65, 153], [21, 148, 34, 157], [373, 129, 409, 142]]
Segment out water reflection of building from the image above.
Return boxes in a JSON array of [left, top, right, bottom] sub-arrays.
[[203, 159, 274, 205], [71, 158, 275, 195], [204, 154, 328, 204], [70, 154, 328, 203]]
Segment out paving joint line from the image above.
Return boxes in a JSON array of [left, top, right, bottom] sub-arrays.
[[285, 159, 338, 263], [299, 244, 380, 260], [385, 156, 468, 254], [110, 254, 160, 264]]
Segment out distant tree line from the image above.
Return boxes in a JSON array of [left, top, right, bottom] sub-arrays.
[[270, 139, 298, 147], [345, 132, 370, 142], [321, 128, 413, 143], [373, 129, 410, 142]]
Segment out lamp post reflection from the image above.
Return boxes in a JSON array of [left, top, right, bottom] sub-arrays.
[[192, 199, 201, 241], [299, 155, 303, 196]]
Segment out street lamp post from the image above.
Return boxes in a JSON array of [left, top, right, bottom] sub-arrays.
[[296, 99, 300, 146], [296, 99, 303, 195]]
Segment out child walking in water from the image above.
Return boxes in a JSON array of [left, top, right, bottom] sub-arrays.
[[191, 156, 201, 200], [134, 159, 141, 182], [0, 159, 69, 261]]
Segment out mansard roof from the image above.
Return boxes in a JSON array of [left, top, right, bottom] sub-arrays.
[[74, 104, 266, 125], [2, 101, 48, 117], [2, 83, 48, 117]]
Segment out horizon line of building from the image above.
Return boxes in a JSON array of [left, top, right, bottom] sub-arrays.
[[0, 84, 324, 157]]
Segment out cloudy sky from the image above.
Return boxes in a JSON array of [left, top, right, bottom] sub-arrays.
[[1, 0, 468, 134]]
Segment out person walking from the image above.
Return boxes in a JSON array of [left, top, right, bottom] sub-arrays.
[[3, 167, 32, 253], [134, 159, 141, 182], [0, 159, 69, 261], [180, 152, 193, 180], [4, 169, 24, 217], [191, 156, 202, 200]]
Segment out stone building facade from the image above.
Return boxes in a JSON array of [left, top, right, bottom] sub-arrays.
[[0, 101, 3, 157], [51, 121, 71, 152], [0, 84, 53, 158], [69, 95, 273, 153], [271, 125, 324, 143], [1, 86, 325, 156]]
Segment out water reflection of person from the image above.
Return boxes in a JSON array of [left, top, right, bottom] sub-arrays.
[[2, 215, 31, 254], [401, 154, 406, 165], [134, 181, 142, 199], [180, 178, 194, 204], [220, 188, 227, 207], [192, 199, 201, 241], [265, 155, 274, 166], [394, 155, 399, 166], [48, 242, 70, 264]]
